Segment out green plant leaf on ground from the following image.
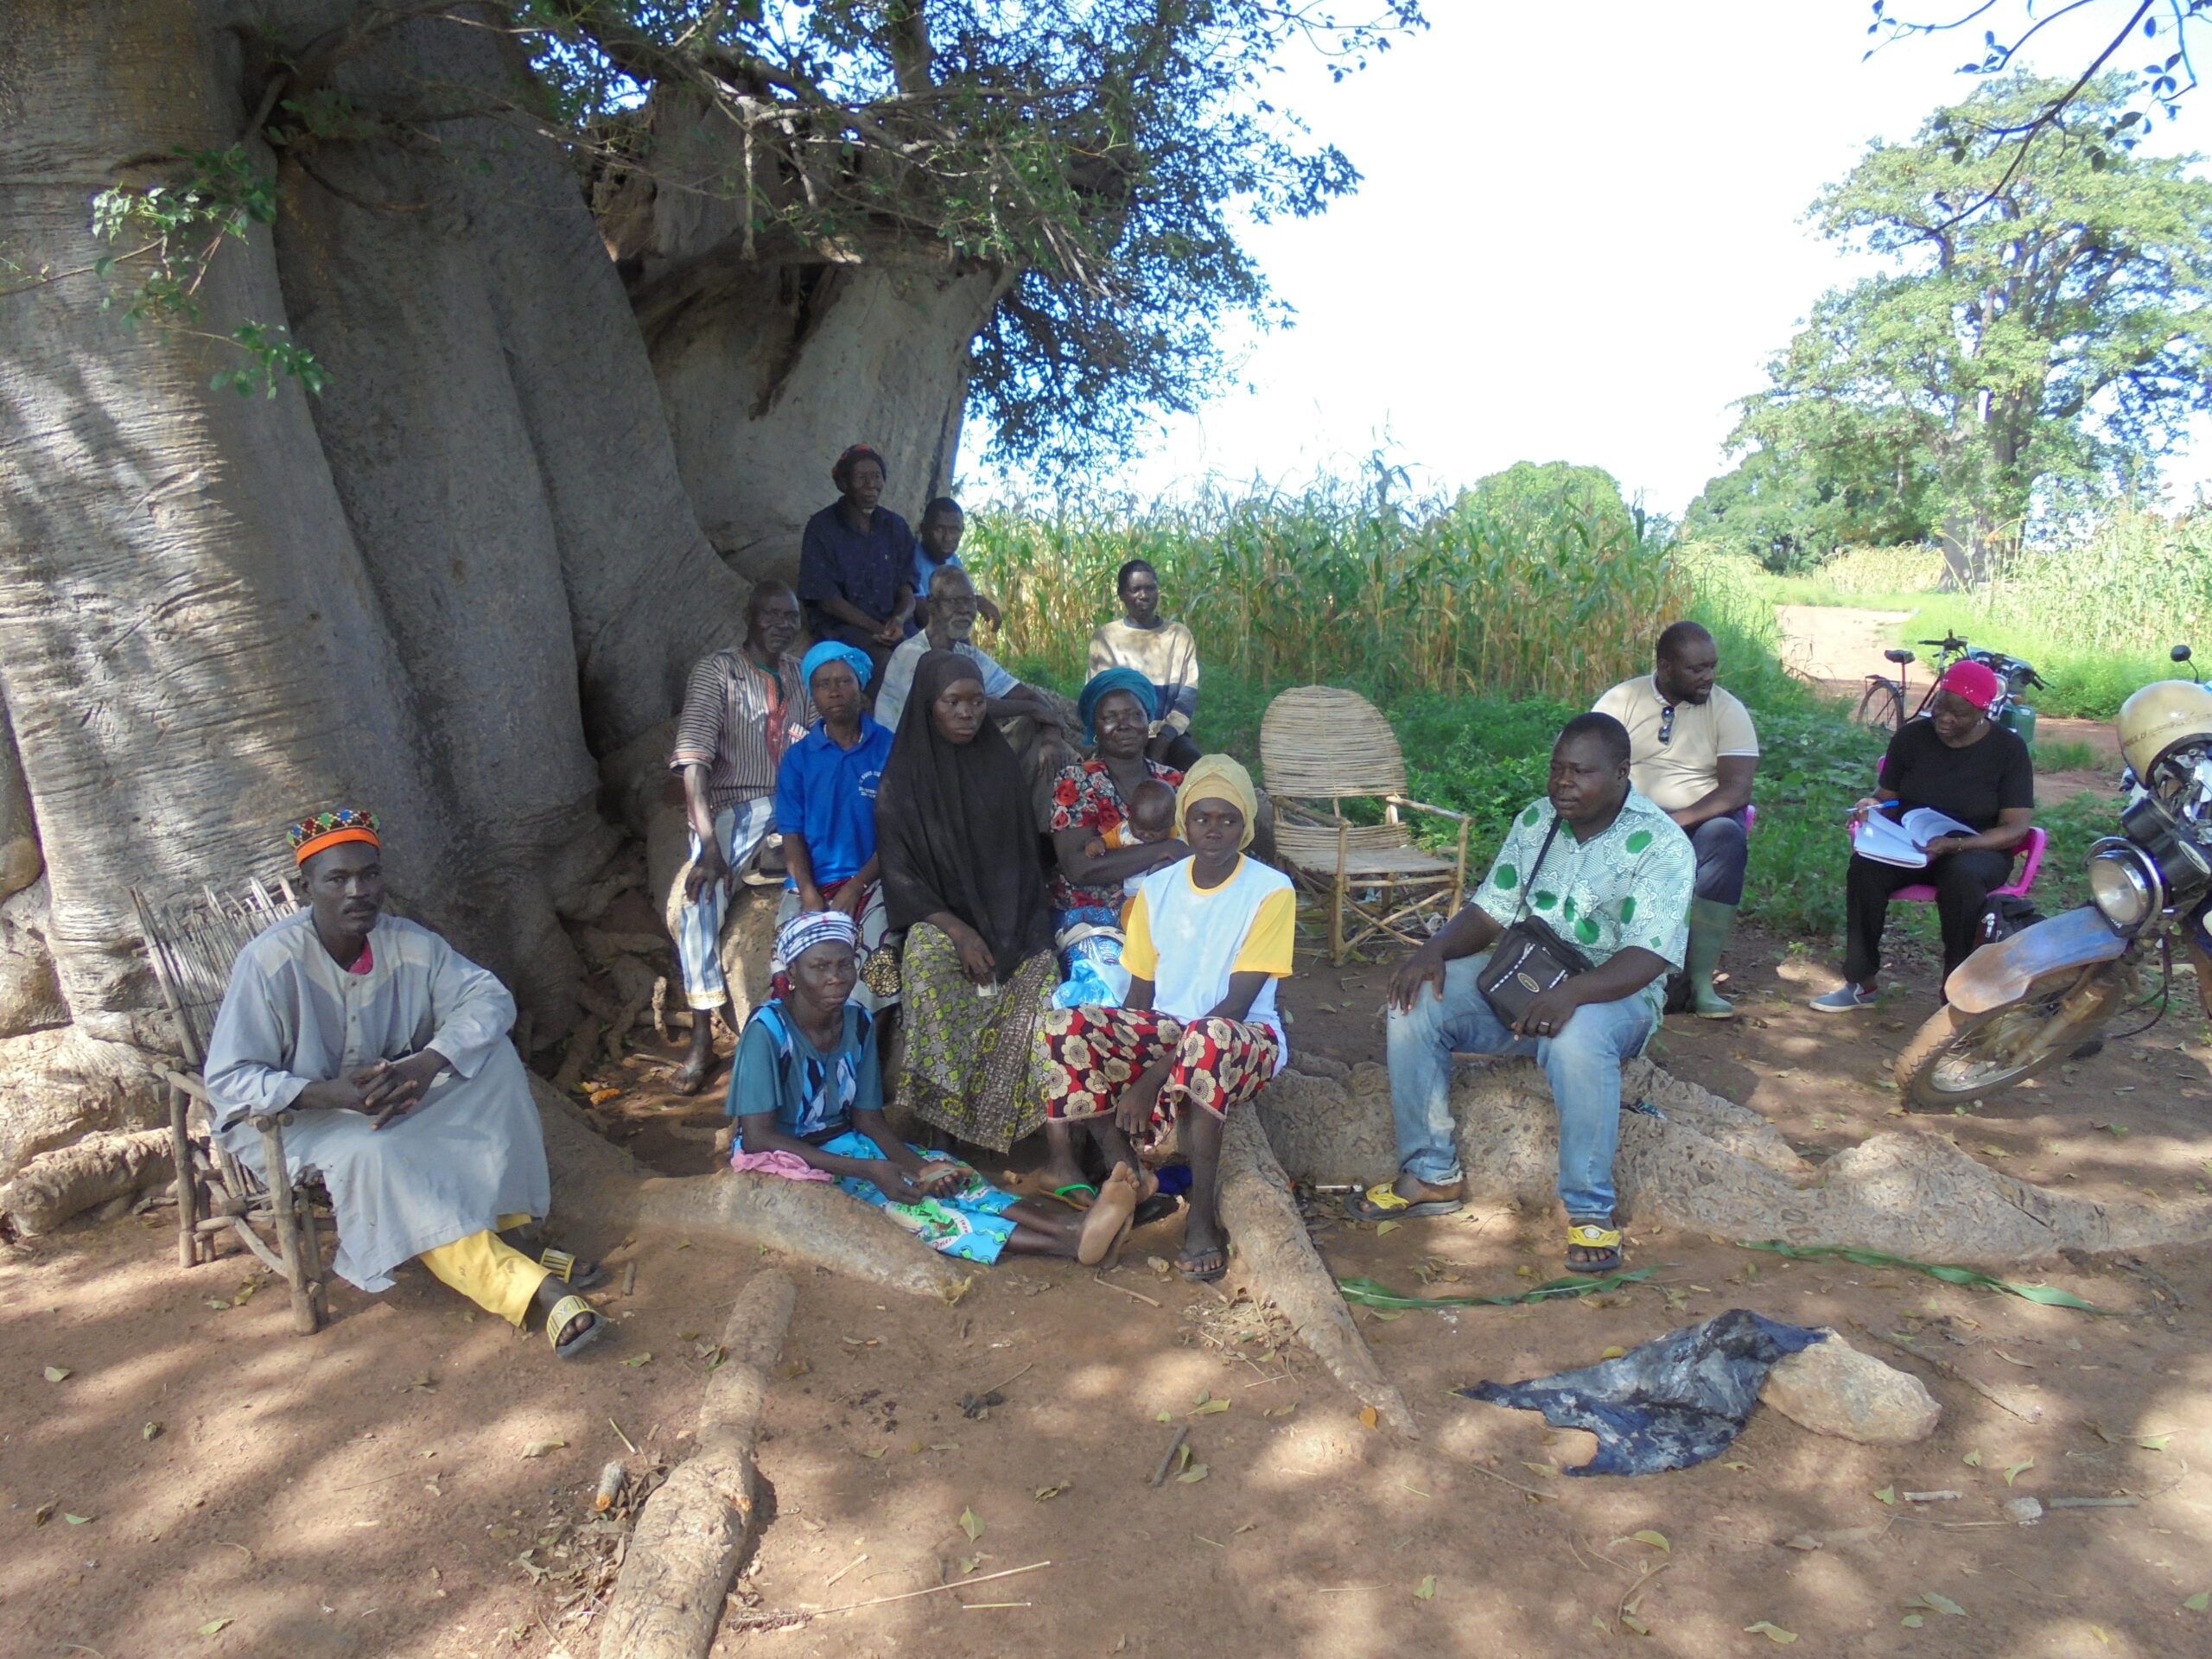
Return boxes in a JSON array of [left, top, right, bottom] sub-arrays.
[[1339, 1268, 1657, 1310], [1737, 1242, 2108, 1313], [1745, 1621, 1797, 1643]]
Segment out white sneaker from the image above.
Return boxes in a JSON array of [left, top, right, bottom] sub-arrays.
[[1810, 982, 1874, 1013]]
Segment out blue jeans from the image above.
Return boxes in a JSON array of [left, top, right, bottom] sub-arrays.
[[1384, 954, 1655, 1220]]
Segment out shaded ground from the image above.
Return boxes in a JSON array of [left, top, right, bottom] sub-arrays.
[[8, 913, 2212, 1658]]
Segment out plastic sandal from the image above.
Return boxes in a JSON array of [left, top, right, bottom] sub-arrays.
[[1565, 1222, 1624, 1274], [538, 1247, 608, 1291], [1347, 1181, 1464, 1222], [546, 1294, 610, 1358]]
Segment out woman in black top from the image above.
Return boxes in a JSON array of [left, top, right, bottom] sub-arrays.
[[1814, 660, 2035, 1011]]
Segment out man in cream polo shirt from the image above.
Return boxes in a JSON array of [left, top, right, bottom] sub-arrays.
[[1594, 621, 1759, 1019]]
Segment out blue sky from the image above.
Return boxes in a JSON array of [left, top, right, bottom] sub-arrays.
[[976, 1, 2212, 518]]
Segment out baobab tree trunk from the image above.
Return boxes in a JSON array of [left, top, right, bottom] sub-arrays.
[[594, 92, 1011, 582], [0, 0, 754, 1176]]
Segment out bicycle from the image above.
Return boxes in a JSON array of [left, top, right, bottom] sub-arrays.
[[1855, 632, 2045, 734]]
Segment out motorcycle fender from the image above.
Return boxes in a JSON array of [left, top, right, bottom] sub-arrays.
[[1943, 906, 2127, 1014]]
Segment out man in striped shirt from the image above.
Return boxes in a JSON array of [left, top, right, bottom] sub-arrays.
[[667, 582, 813, 1093]]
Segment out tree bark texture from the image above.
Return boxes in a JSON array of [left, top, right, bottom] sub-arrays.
[[0, 2, 795, 1173], [597, 92, 1009, 582]]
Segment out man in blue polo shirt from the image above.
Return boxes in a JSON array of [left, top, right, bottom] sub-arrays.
[[776, 641, 899, 1009]]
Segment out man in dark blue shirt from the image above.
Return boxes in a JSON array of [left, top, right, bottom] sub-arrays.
[[798, 445, 915, 679]]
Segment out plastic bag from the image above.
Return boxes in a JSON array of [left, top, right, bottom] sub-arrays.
[[1458, 1308, 1825, 1476]]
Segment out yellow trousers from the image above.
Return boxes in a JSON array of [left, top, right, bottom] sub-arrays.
[[418, 1213, 549, 1327]]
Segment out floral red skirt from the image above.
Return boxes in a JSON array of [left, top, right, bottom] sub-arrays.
[[1036, 1006, 1281, 1140]]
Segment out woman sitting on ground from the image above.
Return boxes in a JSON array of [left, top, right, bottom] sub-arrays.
[[777, 642, 899, 1012], [1036, 756, 1295, 1282], [1088, 560, 1202, 769], [728, 912, 1128, 1264], [1813, 658, 2035, 1012], [876, 650, 1061, 1154]]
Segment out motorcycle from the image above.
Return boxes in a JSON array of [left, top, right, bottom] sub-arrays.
[[1893, 645, 2212, 1110]]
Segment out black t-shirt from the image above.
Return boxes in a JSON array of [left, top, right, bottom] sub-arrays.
[[1880, 718, 2034, 831]]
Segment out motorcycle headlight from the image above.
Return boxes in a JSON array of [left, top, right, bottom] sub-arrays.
[[2087, 839, 2163, 934]]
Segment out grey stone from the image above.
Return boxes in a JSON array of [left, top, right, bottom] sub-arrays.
[[1761, 1327, 1942, 1445]]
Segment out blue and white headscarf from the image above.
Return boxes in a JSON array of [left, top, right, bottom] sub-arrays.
[[801, 639, 874, 693]]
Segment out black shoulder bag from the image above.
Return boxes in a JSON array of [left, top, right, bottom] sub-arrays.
[[1475, 814, 1593, 1027]]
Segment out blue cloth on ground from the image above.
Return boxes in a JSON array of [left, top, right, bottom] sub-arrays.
[[1458, 1308, 1825, 1477]]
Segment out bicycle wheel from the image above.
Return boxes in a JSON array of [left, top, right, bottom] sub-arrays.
[[1855, 677, 1903, 733]]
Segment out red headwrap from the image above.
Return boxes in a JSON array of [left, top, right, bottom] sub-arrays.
[[1936, 659, 2001, 713]]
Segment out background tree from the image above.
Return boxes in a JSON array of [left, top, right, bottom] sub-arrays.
[[1730, 73, 2212, 586], [1679, 435, 1936, 572]]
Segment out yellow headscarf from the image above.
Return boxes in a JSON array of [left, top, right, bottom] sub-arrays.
[[1175, 753, 1258, 850]]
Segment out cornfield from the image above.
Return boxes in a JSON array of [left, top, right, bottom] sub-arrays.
[[962, 484, 1693, 703], [1985, 510, 2212, 656]]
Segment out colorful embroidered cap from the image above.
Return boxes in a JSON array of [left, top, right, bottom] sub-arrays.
[[288, 808, 380, 866]]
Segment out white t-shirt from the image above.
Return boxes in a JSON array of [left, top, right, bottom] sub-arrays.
[[1122, 855, 1297, 1071], [874, 632, 1020, 730], [1592, 676, 1759, 814]]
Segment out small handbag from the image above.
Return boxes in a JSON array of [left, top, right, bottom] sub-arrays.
[[1476, 816, 1593, 1027]]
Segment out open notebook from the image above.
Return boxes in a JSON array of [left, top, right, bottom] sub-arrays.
[[1852, 806, 1977, 869]]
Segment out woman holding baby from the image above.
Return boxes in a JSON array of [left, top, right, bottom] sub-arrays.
[[1047, 669, 1190, 926]]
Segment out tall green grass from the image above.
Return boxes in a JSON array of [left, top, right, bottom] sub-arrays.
[[964, 481, 1692, 706], [1703, 510, 2212, 720]]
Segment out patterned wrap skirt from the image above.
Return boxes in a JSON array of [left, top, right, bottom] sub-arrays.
[[897, 924, 1056, 1152], [1035, 1006, 1281, 1148]]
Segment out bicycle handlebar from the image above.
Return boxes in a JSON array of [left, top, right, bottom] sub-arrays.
[[1917, 635, 1969, 650]]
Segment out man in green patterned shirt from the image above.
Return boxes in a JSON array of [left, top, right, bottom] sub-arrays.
[[1352, 713, 1693, 1272]]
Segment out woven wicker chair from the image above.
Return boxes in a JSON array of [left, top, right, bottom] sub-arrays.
[[1259, 686, 1471, 963], [132, 882, 329, 1335]]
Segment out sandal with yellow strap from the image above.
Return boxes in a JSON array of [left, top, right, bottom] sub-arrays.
[[536, 1246, 609, 1292], [544, 1294, 612, 1359], [1565, 1220, 1624, 1274], [1346, 1179, 1464, 1223]]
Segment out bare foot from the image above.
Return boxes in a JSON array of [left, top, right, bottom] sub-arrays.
[[1077, 1164, 1141, 1266]]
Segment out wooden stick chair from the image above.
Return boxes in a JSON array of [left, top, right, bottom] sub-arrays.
[[1259, 686, 1471, 963], [132, 882, 328, 1334]]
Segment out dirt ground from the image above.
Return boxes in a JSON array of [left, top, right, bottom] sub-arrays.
[[8, 909, 2212, 1659], [3, 620, 2201, 1656]]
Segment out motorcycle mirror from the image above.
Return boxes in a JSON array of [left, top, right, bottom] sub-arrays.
[[2173, 644, 2193, 663]]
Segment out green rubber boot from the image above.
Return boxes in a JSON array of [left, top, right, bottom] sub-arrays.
[[1686, 898, 1738, 1020]]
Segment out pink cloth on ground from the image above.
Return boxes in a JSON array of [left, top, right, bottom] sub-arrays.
[[728, 1147, 833, 1182]]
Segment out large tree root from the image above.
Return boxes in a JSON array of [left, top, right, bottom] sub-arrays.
[[1255, 1057, 2212, 1268], [534, 1078, 968, 1299], [0, 1126, 172, 1235], [596, 1268, 794, 1659], [1219, 1109, 1417, 1435]]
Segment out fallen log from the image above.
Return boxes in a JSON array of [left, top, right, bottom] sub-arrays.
[[596, 1268, 794, 1659], [1218, 1109, 1416, 1436]]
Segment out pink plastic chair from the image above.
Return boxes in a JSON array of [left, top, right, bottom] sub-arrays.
[[1849, 822, 2048, 906], [1859, 754, 2045, 904]]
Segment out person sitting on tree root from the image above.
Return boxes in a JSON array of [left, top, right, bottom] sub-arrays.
[[204, 810, 610, 1357], [668, 580, 813, 1094], [1036, 756, 1294, 1283], [798, 444, 916, 683], [908, 496, 1001, 633], [1354, 715, 1693, 1276], [1594, 620, 1759, 1019], [874, 565, 1076, 824], [774, 642, 899, 1014], [728, 911, 1127, 1266]]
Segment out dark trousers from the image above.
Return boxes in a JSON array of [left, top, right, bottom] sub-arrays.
[[1842, 849, 2012, 984], [1688, 813, 1749, 906]]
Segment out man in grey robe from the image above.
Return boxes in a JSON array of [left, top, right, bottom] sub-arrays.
[[203, 808, 608, 1355]]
